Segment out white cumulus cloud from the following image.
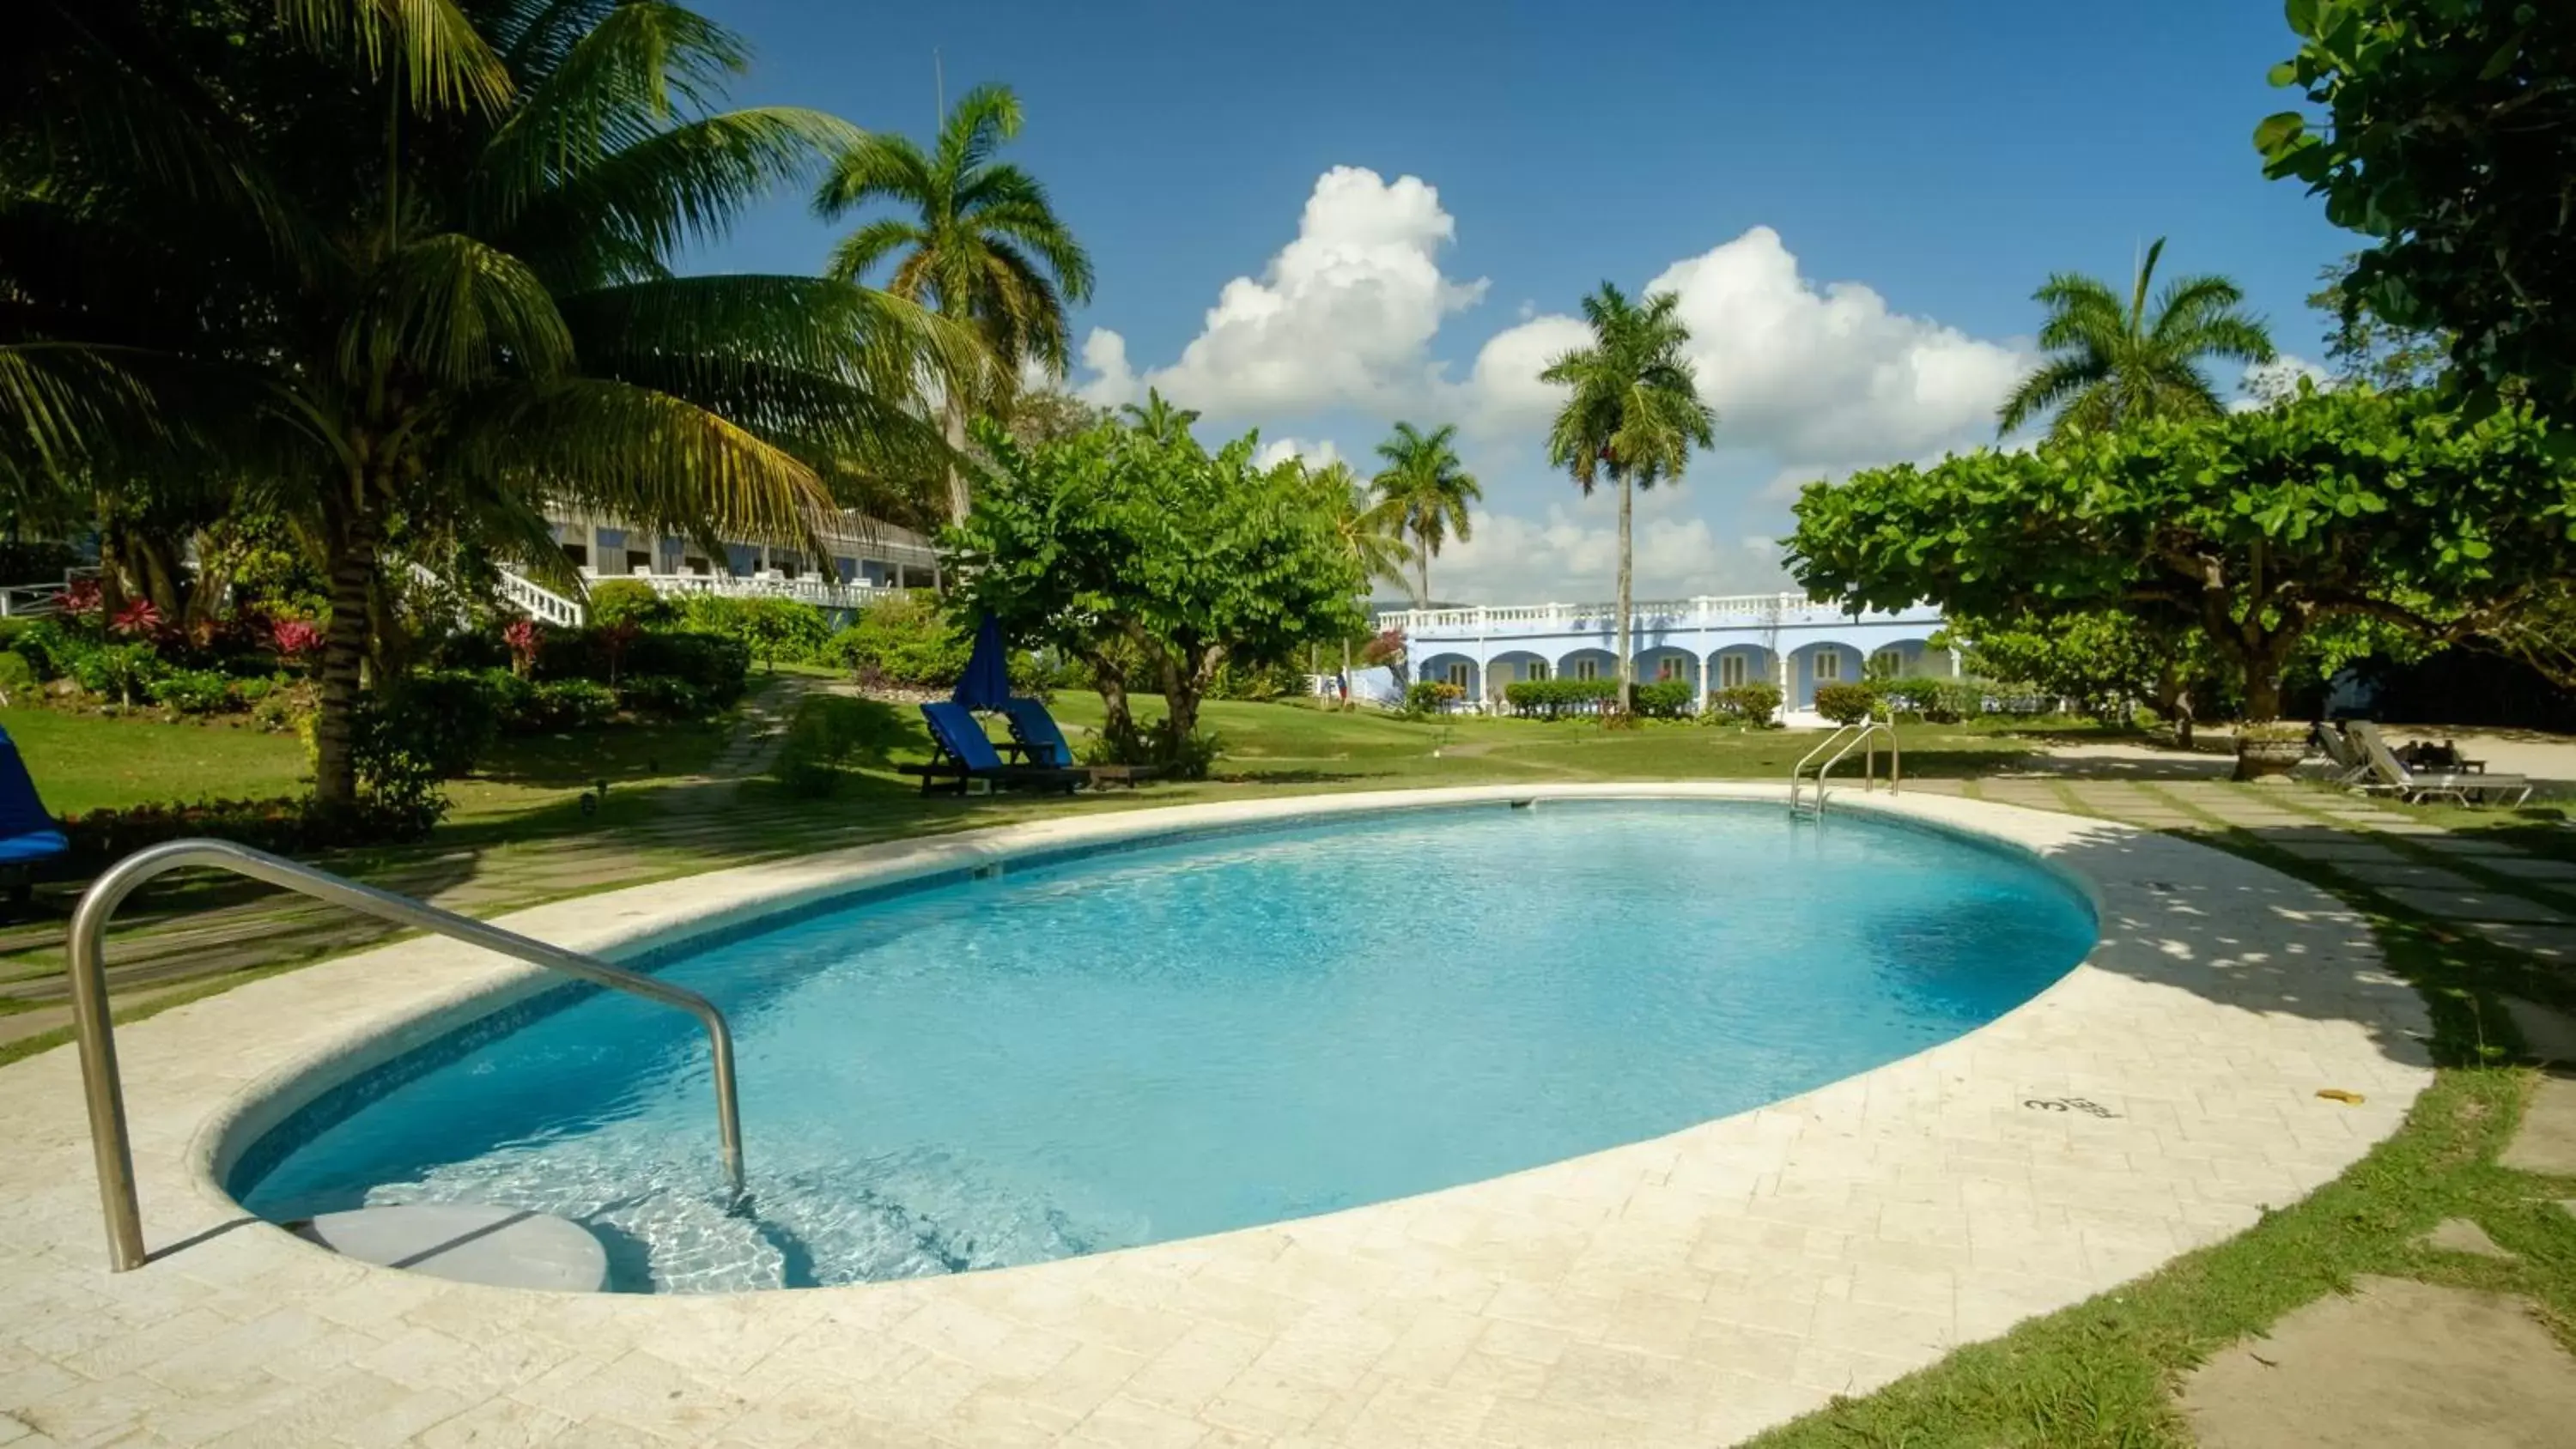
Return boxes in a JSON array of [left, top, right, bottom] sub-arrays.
[[1074, 167, 1485, 418], [1428, 506, 1787, 603], [2238, 352, 2333, 409], [1465, 227, 2028, 467], [1252, 435, 1346, 471]]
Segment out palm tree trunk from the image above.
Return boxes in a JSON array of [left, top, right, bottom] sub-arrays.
[[942, 394, 971, 525], [1414, 530, 1431, 609], [1615, 472, 1634, 714], [313, 506, 379, 815]]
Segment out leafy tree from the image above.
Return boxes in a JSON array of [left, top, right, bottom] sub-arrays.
[[1947, 610, 2220, 740], [1119, 388, 1200, 448], [2259, 1, 2576, 415], [814, 82, 1093, 520], [2309, 254, 2447, 393], [3, 0, 970, 813], [1003, 388, 1105, 448], [1789, 389, 2576, 731], [1309, 458, 1412, 686], [1369, 421, 1479, 607], [950, 421, 1364, 767], [1542, 284, 1717, 712], [1999, 239, 2276, 437]]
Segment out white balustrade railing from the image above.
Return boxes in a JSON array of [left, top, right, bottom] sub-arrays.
[[497, 569, 586, 627], [0, 567, 100, 619], [1376, 591, 1923, 634]]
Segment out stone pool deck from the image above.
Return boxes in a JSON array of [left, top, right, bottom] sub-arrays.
[[0, 786, 2434, 1446]]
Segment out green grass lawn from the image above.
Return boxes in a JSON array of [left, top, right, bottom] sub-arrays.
[[2, 706, 311, 814]]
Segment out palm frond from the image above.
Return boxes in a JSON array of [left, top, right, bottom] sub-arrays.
[[338, 233, 573, 388], [276, 0, 514, 115], [936, 83, 1023, 183]]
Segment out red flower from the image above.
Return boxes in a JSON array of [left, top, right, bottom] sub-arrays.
[[61, 578, 103, 619], [111, 598, 164, 638], [270, 617, 325, 658]]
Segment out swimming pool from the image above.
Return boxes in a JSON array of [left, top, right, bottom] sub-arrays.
[[234, 800, 2097, 1293]]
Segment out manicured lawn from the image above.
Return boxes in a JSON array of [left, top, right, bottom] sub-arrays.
[[2, 706, 310, 815]]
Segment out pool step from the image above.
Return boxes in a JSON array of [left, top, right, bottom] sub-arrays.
[[289, 1203, 610, 1292]]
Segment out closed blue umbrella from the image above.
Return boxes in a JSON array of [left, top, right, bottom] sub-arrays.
[[952, 611, 1012, 711]]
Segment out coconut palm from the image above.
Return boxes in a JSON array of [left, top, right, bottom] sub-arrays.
[[1370, 421, 1479, 608], [1120, 388, 1201, 448], [1309, 460, 1413, 597], [814, 82, 1093, 520], [1541, 283, 1717, 712], [1998, 238, 2277, 438], [3, 0, 971, 812]]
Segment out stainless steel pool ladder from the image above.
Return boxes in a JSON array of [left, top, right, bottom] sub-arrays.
[[1788, 719, 1899, 818], [66, 838, 746, 1272]]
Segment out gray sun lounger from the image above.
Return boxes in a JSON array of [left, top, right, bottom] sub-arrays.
[[2313, 724, 2375, 787], [2347, 721, 2531, 805]]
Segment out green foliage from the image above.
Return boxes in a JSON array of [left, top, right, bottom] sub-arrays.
[[1812, 682, 1879, 725], [1705, 682, 1783, 725], [1789, 389, 2576, 717], [148, 668, 235, 715], [1997, 239, 2275, 438], [2307, 253, 2447, 393], [677, 596, 835, 670], [1209, 660, 1312, 701], [376, 672, 504, 778], [1401, 681, 1465, 718], [1631, 679, 1694, 718], [953, 419, 1366, 747], [1371, 422, 1480, 604], [586, 579, 677, 629], [772, 695, 904, 795], [1504, 677, 1623, 719], [1951, 610, 2201, 720], [347, 704, 453, 839], [2260, 1, 2576, 413], [1873, 676, 1985, 724], [3, 618, 71, 679], [1085, 715, 1222, 779], [0, 651, 33, 704], [72, 642, 166, 706], [823, 591, 969, 687]]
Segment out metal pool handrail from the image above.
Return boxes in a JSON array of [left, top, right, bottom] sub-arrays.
[[1789, 718, 1900, 816], [66, 838, 745, 1271]]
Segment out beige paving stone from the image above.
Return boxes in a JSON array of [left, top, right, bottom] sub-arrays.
[[2466, 921, 2576, 962], [2180, 1276, 2576, 1449], [0, 786, 2433, 1448], [2420, 1218, 2517, 1261], [2377, 886, 2568, 924], [2330, 861, 2488, 891], [2499, 1072, 2576, 1177]]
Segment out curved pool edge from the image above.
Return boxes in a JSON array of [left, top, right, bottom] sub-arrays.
[[2, 785, 2437, 1447]]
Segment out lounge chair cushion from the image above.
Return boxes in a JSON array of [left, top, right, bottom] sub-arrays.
[[999, 698, 1074, 768], [0, 724, 68, 865], [919, 702, 1008, 773]]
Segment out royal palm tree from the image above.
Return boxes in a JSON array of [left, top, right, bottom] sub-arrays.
[[1120, 387, 1200, 448], [3, 0, 972, 811], [1999, 238, 2276, 438], [814, 82, 1093, 521], [1542, 284, 1717, 713], [1370, 421, 1479, 608]]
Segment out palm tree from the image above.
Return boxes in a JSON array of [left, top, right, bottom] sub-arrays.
[[1278, 458, 1410, 697], [1370, 421, 1479, 608], [3, 0, 970, 811], [814, 82, 1093, 521], [1541, 284, 1717, 713], [1120, 388, 1200, 448], [1998, 238, 2276, 438]]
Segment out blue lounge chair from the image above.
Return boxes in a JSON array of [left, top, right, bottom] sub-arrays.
[[901, 701, 1086, 796], [0, 724, 69, 910], [999, 698, 1075, 767]]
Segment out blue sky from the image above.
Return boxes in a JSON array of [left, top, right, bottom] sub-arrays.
[[694, 0, 2353, 602]]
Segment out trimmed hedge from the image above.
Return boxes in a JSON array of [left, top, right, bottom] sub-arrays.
[[1631, 679, 1694, 718], [1812, 682, 1879, 724], [1705, 682, 1783, 724], [1504, 676, 1620, 718]]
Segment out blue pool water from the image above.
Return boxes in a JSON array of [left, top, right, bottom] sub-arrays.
[[235, 802, 2095, 1293]]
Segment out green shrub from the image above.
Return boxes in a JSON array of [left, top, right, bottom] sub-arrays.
[[616, 673, 708, 719], [376, 671, 503, 776], [1705, 682, 1783, 725], [677, 594, 833, 668], [1812, 682, 1880, 724], [586, 578, 676, 629], [622, 630, 749, 704], [348, 703, 454, 838], [772, 695, 908, 794], [8, 617, 80, 679], [0, 651, 35, 704], [149, 668, 236, 714], [532, 678, 617, 730], [1875, 676, 1982, 724], [1631, 679, 1694, 718], [73, 642, 166, 706], [1086, 715, 1221, 779], [1503, 676, 1620, 719], [1210, 659, 1312, 701], [1401, 680, 1465, 718], [823, 592, 969, 688]]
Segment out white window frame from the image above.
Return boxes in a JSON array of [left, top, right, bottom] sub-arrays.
[[1445, 661, 1470, 689], [1574, 658, 1599, 682], [1719, 654, 1748, 688], [1871, 649, 1904, 677], [1814, 651, 1841, 682]]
